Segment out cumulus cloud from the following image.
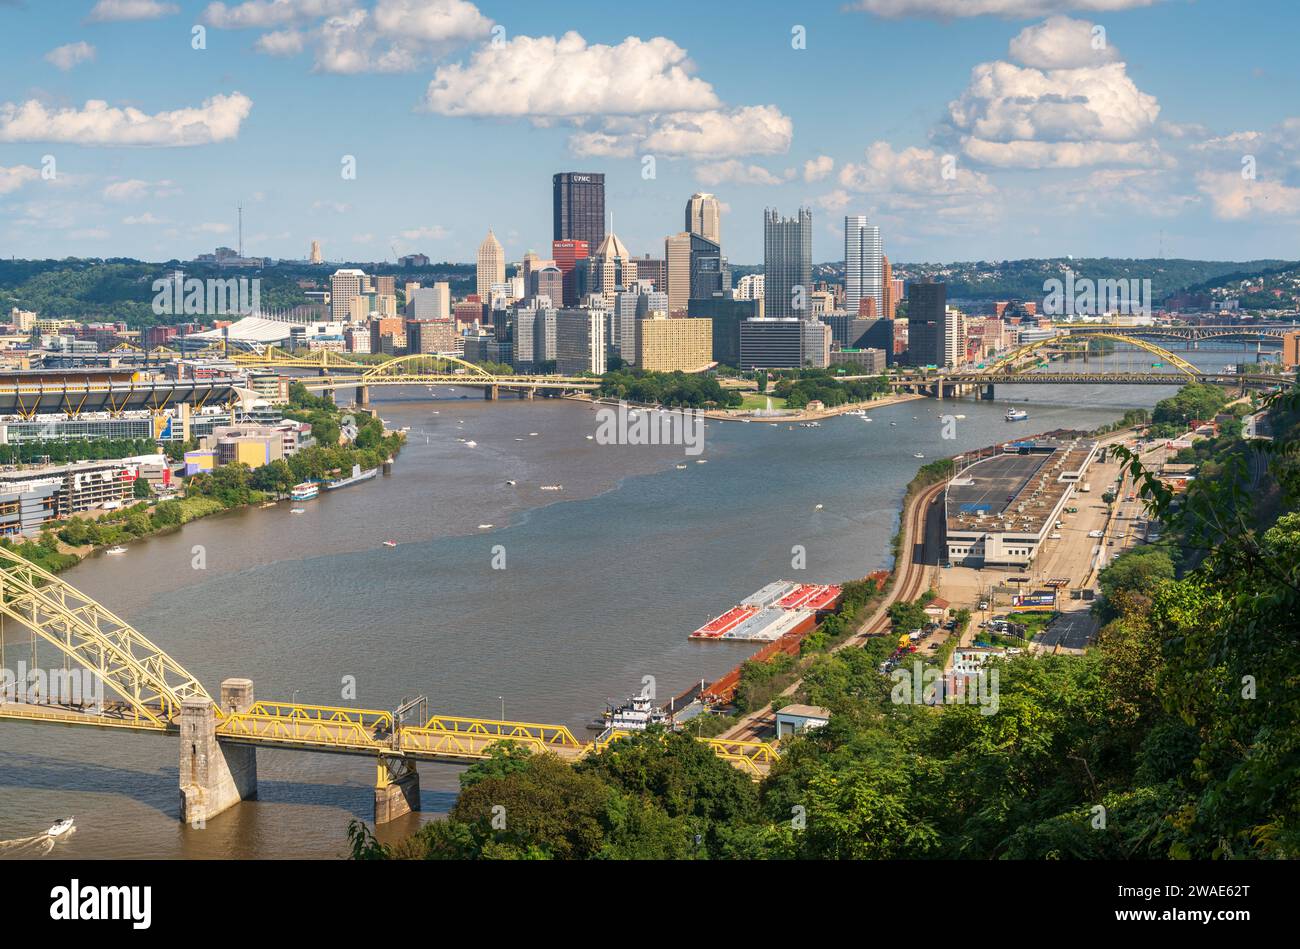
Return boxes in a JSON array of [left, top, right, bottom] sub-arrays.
[[372, 0, 490, 43], [202, 0, 353, 29], [1042, 168, 1198, 216], [803, 155, 834, 182], [946, 49, 1161, 168], [568, 106, 792, 160], [87, 0, 179, 21], [839, 141, 994, 195], [398, 225, 449, 241], [0, 93, 253, 147], [1008, 15, 1117, 69], [123, 211, 166, 225], [694, 160, 793, 187], [0, 164, 40, 195], [424, 32, 719, 117], [848, 0, 1161, 18], [1196, 171, 1300, 220], [45, 41, 96, 72]]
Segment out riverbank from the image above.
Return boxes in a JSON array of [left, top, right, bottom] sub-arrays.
[[702, 391, 925, 423]]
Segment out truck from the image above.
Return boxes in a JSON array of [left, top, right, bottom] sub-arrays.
[[1081, 482, 1092, 493]]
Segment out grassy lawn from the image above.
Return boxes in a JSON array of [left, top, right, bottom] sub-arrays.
[[737, 393, 788, 411]]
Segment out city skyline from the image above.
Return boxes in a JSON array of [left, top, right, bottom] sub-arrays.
[[2, 1, 1300, 265]]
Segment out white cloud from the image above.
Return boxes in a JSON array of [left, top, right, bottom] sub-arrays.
[[1196, 171, 1300, 220], [947, 55, 1161, 168], [839, 141, 994, 195], [103, 178, 179, 201], [848, 0, 1161, 18], [202, 0, 353, 29], [45, 42, 97, 72], [70, 227, 112, 239], [372, 0, 491, 43], [694, 160, 792, 187], [0, 93, 252, 147], [87, 0, 179, 21], [0, 164, 40, 195], [311, 199, 351, 213], [1041, 168, 1197, 216], [255, 29, 306, 56], [424, 32, 719, 117], [642, 106, 791, 158], [1008, 16, 1117, 69], [196, 222, 232, 234], [814, 189, 852, 212], [803, 155, 833, 182], [123, 211, 166, 225]]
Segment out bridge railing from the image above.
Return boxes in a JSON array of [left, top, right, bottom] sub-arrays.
[[413, 715, 582, 747], [216, 701, 395, 750]]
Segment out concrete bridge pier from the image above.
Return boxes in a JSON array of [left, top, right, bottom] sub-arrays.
[[375, 755, 420, 824], [356, 384, 370, 406], [484, 384, 498, 401], [981, 383, 996, 400], [179, 678, 257, 825]]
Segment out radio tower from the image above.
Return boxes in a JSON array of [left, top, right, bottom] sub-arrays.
[[238, 204, 243, 257]]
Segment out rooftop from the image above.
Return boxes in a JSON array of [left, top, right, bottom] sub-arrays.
[[946, 439, 1097, 538]]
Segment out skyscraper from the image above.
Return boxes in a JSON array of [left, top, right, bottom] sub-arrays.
[[330, 268, 365, 322], [688, 234, 728, 300], [477, 229, 504, 300], [664, 232, 692, 315], [764, 208, 812, 320], [685, 193, 721, 244], [906, 282, 946, 367], [309, 240, 322, 264], [844, 215, 883, 317], [551, 239, 589, 307], [553, 172, 605, 247], [586, 231, 637, 307]]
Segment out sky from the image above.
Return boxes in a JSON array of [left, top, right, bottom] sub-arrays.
[[1, 0, 1299, 267]]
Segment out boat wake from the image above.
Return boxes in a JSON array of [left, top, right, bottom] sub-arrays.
[[0, 832, 61, 857]]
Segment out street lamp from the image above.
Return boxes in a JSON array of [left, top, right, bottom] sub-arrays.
[[499, 696, 505, 720]]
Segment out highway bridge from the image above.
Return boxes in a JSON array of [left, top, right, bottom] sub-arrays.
[[0, 548, 777, 825]]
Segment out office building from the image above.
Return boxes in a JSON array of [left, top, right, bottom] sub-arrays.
[[688, 296, 758, 368], [330, 269, 366, 322], [830, 347, 887, 373], [553, 172, 605, 247], [309, 240, 322, 264], [405, 319, 457, 354], [410, 283, 451, 321], [740, 318, 829, 370], [636, 316, 713, 372], [556, 308, 607, 375], [823, 316, 896, 365], [882, 256, 895, 318], [585, 231, 637, 307], [844, 215, 883, 317], [476, 229, 505, 300], [664, 232, 692, 316], [905, 282, 947, 367], [685, 192, 721, 244], [764, 208, 813, 320], [689, 234, 729, 300], [515, 304, 557, 370], [1284, 331, 1300, 369], [551, 239, 589, 307], [735, 273, 764, 303], [944, 307, 968, 369], [633, 254, 666, 293]]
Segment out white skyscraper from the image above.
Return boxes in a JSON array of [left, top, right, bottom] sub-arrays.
[[844, 215, 883, 317], [477, 229, 505, 300]]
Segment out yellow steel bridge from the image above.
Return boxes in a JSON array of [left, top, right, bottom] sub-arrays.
[[0, 548, 778, 822]]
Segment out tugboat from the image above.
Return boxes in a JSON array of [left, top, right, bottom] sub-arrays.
[[592, 693, 672, 732]]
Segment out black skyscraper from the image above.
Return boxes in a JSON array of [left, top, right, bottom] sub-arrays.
[[906, 282, 946, 367], [553, 172, 606, 247]]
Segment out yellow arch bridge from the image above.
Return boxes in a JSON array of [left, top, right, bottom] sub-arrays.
[[232, 350, 600, 400], [0, 548, 777, 824]]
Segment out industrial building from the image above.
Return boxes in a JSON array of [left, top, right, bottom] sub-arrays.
[[944, 439, 1099, 568]]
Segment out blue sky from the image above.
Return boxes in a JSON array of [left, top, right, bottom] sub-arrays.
[[1, 0, 1299, 266]]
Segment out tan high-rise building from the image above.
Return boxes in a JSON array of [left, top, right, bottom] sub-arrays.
[[685, 193, 721, 244], [375, 275, 395, 298], [665, 232, 692, 316], [1283, 331, 1300, 368], [330, 269, 365, 322], [309, 240, 322, 264], [882, 255, 894, 318], [589, 232, 637, 307], [476, 229, 505, 300], [636, 315, 713, 372]]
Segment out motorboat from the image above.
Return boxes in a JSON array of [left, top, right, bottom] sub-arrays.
[[1005, 408, 1029, 422], [506, 480, 517, 486], [815, 503, 824, 511], [540, 484, 563, 491], [914, 452, 925, 459], [47, 818, 75, 838], [105, 546, 127, 555], [290, 507, 306, 514], [477, 524, 494, 529], [382, 540, 397, 548], [676, 464, 687, 470]]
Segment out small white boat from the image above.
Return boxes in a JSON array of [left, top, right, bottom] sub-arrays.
[[506, 480, 517, 486], [890, 421, 897, 426], [47, 817, 74, 838], [106, 546, 127, 555], [815, 503, 824, 511], [540, 484, 563, 491], [585, 435, 594, 440], [914, 452, 925, 459], [862, 417, 872, 422], [477, 523, 494, 529], [382, 541, 397, 548], [290, 507, 306, 514], [464, 440, 477, 447], [676, 464, 687, 470], [955, 414, 967, 420], [529, 432, 539, 437], [696, 459, 707, 464]]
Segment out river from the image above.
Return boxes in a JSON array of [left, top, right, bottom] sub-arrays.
[[0, 343, 1270, 858]]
